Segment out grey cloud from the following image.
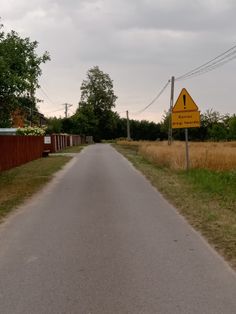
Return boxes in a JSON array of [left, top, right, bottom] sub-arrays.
[[1, 0, 236, 118]]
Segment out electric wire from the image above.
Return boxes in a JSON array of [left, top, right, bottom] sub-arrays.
[[44, 108, 64, 114], [38, 85, 65, 116], [178, 54, 236, 82], [176, 43, 236, 81], [131, 80, 170, 116], [177, 50, 236, 81], [39, 86, 56, 105]]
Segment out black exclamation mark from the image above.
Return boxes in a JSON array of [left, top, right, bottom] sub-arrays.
[[183, 94, 186, 110]]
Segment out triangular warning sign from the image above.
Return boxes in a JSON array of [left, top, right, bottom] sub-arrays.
[[173, 88, 198, 112]]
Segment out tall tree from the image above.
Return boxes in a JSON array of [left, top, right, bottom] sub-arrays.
[[229, 115, 236, 140], [77, 66, 118, 140], [0, 23, 50, 127]]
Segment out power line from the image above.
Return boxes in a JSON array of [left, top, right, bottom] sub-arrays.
[[39, 86, 67, 116], [178, 54, 236, 81], [131, 80, 170, 116], [39, 86, 56, 105], [44, 108, 64, 114], [176, 43, 236, 81]]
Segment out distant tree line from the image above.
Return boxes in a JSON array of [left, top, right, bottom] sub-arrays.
[[46, 66, 236, 142], [161, 110, 236, 141], [47, 110, 236, 142], [1, 27, 234, 143]]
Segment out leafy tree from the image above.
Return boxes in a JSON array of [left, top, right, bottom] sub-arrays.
[[73, 105, 98, 135], [229, 115, 236, 140], [115, 117, 127, 138], [77, 66, 117, 141], [0, 23, 50, 127], [201, 109, 221, 126], [158, 109, 234, 141], [208, 123, 228, 141], [46, 117, 62, 134]]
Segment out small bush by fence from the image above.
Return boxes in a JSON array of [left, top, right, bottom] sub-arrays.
[[0, 136, 44, 171]]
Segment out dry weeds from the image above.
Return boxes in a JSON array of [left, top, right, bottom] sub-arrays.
[[117, 140, 236, 170]]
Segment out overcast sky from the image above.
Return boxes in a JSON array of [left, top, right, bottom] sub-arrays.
[[1, 0, 236, 122]]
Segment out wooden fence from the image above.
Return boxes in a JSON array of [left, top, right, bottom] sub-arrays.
[[44, 134, 84, 153], [0, 134, 86, 172], [0, 136, 44, 172]]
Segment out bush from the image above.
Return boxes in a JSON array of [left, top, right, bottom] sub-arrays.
[[16, 126, 45, 136]]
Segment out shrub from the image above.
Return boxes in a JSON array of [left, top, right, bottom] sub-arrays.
[[16, 126, 45, 136]]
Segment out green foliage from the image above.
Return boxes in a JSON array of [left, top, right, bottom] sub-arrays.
[[76, 66, 118, 141], [208, 123, 228, 141], [229, 115, 236, 140], [80, 66, 117, 111], [165, 109, 236, 142], [129, 119, 162, 141], [0, 22, 50, 127], [45, 117, 62, 134], [73, 105, 98, 135], [46, 108, 236, 142]]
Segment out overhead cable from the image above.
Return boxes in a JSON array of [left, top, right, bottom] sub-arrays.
[[44, 108, 64, 114], [178, 55, 236, 81], [131, 80, 170, 116], [39, 86, 56, 105], [176, 43, 236, 81]]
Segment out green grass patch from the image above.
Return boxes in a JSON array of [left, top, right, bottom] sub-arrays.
[[58, 145, 87, 153], [114, 144, 236, 269], [0, 156, 71, 220], [182, 169, 236, 203]]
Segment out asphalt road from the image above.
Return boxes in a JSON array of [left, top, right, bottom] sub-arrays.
[[0, 144, 235, 314]]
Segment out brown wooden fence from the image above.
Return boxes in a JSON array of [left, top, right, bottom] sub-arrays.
[[0, 136, 44, 172], [44, 134, 84, 153]]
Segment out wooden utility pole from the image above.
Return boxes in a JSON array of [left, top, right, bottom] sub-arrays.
[[64, 103, 73, 118], [126, 110, 131, 141], [30, 82, 34, 126], [168, 76, 175, 145]]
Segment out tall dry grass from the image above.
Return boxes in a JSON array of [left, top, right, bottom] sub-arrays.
[[117, 140, 236, 171]]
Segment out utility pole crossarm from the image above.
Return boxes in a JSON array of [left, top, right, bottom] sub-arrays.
[[64, 103, 73, 118]]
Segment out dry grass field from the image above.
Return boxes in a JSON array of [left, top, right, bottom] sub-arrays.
[[117, 140, 236, 171]]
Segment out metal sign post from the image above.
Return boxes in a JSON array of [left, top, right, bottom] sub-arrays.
[[185, 128, 190, 171], [172, 88, 200, 171]]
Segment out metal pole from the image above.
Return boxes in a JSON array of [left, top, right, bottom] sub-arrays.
[[65, 103, 68, 118], [126, 110, 131, 141], [168, 76, 175, 145], [185, 128, 190, 171]]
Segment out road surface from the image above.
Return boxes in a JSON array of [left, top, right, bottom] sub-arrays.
[[0, 144, 235, 313]]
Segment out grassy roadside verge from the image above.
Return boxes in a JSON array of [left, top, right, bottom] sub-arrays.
[[59, 145, 87, 153], [0, 156, 72, 221], [114, 144, 236, 269]]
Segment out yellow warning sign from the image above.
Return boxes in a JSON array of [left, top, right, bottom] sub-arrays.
[[172, 88, 198, 113], [172, 111, 200, 129], [172, 88, 200, 129]]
